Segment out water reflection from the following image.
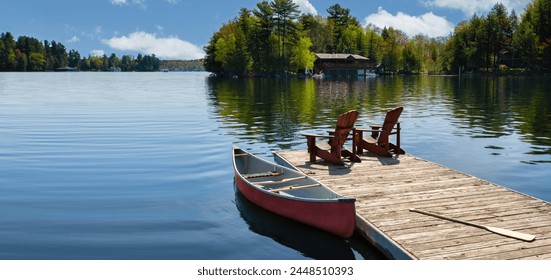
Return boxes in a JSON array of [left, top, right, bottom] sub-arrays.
[[207, 75, 551, 162], [234, 187, 385, 260], [451, 77, 551, 162]]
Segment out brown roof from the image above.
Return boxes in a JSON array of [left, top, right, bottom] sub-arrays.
[[315, 53, 369, 61]]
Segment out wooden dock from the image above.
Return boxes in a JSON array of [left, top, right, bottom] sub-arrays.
[[273, 150, 551, 260]]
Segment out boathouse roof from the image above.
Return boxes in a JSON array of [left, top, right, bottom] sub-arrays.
[[315, 53, 369, 61]]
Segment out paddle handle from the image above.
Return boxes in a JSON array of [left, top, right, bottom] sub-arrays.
[[409, 208, 482, 229]]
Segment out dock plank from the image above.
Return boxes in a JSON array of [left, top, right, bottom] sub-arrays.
[[273, 150, 551, 260]]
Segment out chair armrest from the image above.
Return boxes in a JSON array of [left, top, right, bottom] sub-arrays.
[[355, 128, 382, 133], [302, 133, 335, 138], [368, 122, 400, 129]]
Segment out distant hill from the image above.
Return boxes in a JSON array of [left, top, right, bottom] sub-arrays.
[[159, 59, 205, 72]]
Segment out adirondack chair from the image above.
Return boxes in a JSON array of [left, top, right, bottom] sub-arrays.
[[356, 107, 405, 157], [304, 110, 361, 166]]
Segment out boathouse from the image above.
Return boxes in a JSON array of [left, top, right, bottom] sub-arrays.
[[54, 66, 77, 72], [314, 53, 377, 78]]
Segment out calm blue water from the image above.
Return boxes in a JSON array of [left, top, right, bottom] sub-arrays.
[[1, 72, 550, 260]]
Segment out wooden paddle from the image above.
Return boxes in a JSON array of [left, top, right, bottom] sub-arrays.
[[409, 208, 536, 242]]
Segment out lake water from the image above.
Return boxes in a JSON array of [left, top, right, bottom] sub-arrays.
[[0, 72, 549, 260]]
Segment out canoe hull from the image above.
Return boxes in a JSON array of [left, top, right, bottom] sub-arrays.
[[233, 147, 356, 238]]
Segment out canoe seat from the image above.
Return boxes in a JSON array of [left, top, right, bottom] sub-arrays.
[[256, 176, 307, 185], [243, 171, 284, 179], [269, 183, 321, 193]]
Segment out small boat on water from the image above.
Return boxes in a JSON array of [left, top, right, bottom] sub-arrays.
[[232, 146, 356, 238]]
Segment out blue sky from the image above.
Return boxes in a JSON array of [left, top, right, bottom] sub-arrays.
[[0, 0, 532, 60]]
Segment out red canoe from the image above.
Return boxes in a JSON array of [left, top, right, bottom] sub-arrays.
[[232, 146, 356, 238]]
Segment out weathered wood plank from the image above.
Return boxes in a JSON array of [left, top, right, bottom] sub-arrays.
[[273, 150, 551, 260], [413, 225, 551, 259]]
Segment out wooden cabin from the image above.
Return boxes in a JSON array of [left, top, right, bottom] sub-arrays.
[[314, 53, 377, 78]]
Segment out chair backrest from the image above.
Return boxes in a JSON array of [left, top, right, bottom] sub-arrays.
[[378, 107, 403, 145], [331, 110, 359, 149]]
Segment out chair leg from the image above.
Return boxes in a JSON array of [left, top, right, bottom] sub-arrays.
[[395, 122, 403, 154], [306, 135, 317, 163], [356, 130, 364, 154]]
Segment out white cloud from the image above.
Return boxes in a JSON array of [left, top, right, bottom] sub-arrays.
[[110, 0, 128, 5], [110, 0, 146, 9], [268, 0, 317, 15], [293, 0, 317, 15], [90, 50, 105, 57], [422, 0, 531, 16], [364, 7, 454, 38], [67, 36, 80, 43], [103, 31, 205, 60]]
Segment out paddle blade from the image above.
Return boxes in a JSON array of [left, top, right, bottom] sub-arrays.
[[485, 226, 536, 242]]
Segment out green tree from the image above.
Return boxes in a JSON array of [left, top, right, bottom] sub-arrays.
[[16, 36, 46, 71], [340, 25, 364, 54], [516, 0, 551, 72], [365, 25, 382, 65], [402, 41, 421, 73], [27, 52, 47, 71], [79, 57, 90, 71], [290, 36, 315, 72], [215, 30, 251, 76], [380, 27, 406, 73], [0, 32, 17, 71], [137, 54, 161, 71], [101, 54, 109, 71], [68, 49, 80, 68], [513, 17, 537, 68], [270, 0, 300, 73], [203, 34, 223, 74], [120, 55, 135, 71], [327, 4, 360, 53], [299, 14, 331, 53], [486, 3, 516, 71], [446, 21, 473, 73], [252, 1, 277, 74], [44, 40, 68, 70], [88, 56, 103, 71], [14, 49, 27, 71]]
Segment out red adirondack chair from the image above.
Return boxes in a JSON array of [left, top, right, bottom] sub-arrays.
[[356, 107, 405, 157], [304, 110, 361, 166]]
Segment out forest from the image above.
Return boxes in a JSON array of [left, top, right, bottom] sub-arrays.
[[203, 0, 551, 77], [2, 0, 550, 75], [0, 32, 161, 72]]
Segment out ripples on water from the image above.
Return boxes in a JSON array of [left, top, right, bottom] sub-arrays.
[[0, 72, 549, 259]]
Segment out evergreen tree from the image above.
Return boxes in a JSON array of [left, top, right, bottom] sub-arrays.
[[0, 32, 17, 71], [252, 1, 276, 74], [120, 55, 135, 71], [299, 14, 331, 53], [68, 50, 81, 68], [270, 0, 300, 73], [327, 4, 360, 53], [517, 0, 551, 72]]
